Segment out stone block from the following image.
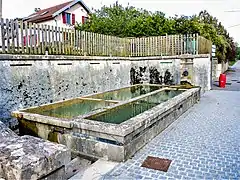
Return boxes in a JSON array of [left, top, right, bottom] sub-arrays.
[[0, 135, 71, 180]]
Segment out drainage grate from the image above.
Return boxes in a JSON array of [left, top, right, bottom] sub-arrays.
[[237, 82, 240, 84], [231, 80, 238, 82], [141, 156, 172, 172], [226, 83, 232, 85]]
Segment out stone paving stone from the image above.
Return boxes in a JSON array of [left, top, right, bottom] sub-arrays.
[[103, 82, 240, 179]]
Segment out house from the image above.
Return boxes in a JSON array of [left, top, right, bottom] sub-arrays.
[[23, 0, 91, 28]]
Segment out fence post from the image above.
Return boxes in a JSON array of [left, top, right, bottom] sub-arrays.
[[92, 32, 95, 55], [176, 35, 178, 55], [19, 21, 24, 54], [1, 18, 5, 53], [165, 34, 168, 56], [29, 22, 34, 54], [37, 24, 41, 54], [24, 22, 29, 54], [72, 28, 75, 55], [77, 29, 81, 55], [196, 33, 199, 55], [46, 25, 51, 54], [101, 34, 104, 56], [43, 25, 48, 54], [95, 33, 98, 55], [55, 26, 58, 55], [14, 20, 19, 53], [51, 26, 55, 55], [105, 34, 108, 56], [6, 19, 11, 53], [41, 24, 45, 54], [147, 37, 149, 56], [9, 20, 14, 53], [33, 23, 37, 54], [83, 30, 85, 55], [192, 34, 195, 55]]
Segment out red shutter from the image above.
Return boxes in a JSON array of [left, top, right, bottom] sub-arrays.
[[23, 36, 26, 46], [82, 16, 85, 24], [62, 12, 66, 24], [72, 14, 76, 25]]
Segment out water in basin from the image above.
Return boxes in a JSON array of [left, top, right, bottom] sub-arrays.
[[86, 90, 184, 124], [24, 99, 115, 119], [87, 85, 162, 101]]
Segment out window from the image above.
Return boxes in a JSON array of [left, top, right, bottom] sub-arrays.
[[66, 13, 71, 24], [82, 16, 89, 24], [62, 12, 76, 25]]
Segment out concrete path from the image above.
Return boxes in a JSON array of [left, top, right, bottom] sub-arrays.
[[101, 62, 240, 179]]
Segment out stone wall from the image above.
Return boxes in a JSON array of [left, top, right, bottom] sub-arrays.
[[0, 54, 210, 127], [193, 56, 212, 92], [212, 58, 229, 81]]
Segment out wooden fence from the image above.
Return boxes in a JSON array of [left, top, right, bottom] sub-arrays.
[[0, 18, 212, 57], [129, 34, 207, 56]]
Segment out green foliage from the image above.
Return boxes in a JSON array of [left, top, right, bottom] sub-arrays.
[[236, 46, 240, 60], [77, 3, 237, 61]]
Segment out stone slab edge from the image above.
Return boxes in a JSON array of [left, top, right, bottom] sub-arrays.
[[0, 54, 210, 61]]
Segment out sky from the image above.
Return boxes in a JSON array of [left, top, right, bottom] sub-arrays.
[[2, 0, 240, 44]]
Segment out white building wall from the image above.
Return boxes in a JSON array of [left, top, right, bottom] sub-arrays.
[[8, 3, 89, 47], [38, 3, 89, 29]]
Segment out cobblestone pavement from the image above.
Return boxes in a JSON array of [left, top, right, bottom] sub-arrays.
[[212, 61, 240, 91], [102, 90, 240, 179]]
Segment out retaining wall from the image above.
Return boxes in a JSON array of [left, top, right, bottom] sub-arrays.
[[0, 54, 210, 127]]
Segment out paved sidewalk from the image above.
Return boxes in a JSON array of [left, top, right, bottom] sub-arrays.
[[102, 90, 240, 179], [100, 61, 240, 180]]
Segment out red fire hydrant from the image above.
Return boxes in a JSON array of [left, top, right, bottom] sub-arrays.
[[219, 74, 226, 88]]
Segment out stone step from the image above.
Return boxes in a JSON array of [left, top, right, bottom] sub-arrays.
[[65, 157, 92, 179], [69, 159, 119, 180]]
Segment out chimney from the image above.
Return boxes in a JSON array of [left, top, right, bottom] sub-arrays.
[[34, 8, 41, 12]]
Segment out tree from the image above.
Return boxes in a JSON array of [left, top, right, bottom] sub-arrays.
[[236, 45, 240, 60], [77, 2, 172, 37], [77, 3, 237, 61]]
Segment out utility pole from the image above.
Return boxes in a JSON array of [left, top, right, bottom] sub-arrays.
[[0, 0, 2, 18]]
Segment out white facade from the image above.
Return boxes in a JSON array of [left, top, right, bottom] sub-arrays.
[[9, 2, 90, 47], [38, 3, 89, 28]]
